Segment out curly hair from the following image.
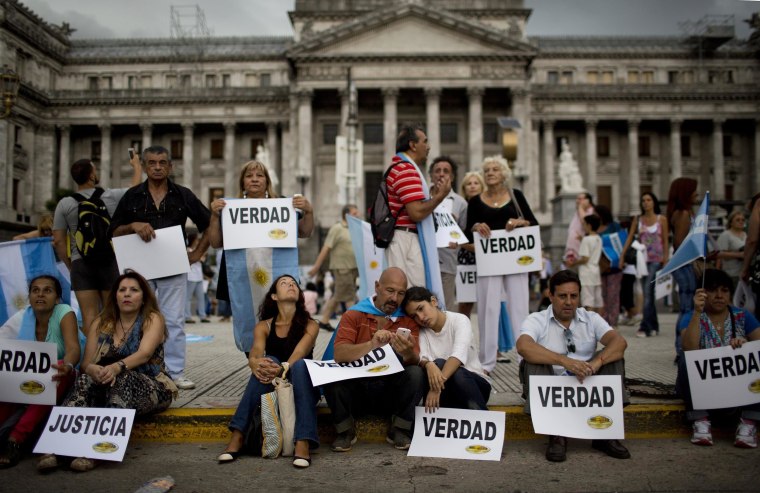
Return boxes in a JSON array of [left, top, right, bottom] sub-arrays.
[[258, 275, 310, 351]]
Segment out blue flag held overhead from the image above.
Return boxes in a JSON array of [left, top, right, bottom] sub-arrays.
[[656, 191, 710, 279]]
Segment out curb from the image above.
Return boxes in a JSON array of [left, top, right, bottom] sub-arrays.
[[131, 404, 691, 443]]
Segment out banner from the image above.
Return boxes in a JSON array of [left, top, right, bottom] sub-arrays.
[[0, 339, 57, 405], [407, 407, 505, 461], [434, 206, 467, 248], [34, 407, 136, 462], [657, 192, 710, 279], [529, 375, 625, 440], [303, 344, 404, 386], [113, 225, 190, 280], [684, 340, 760, 410], [654, 271, 673, 300], [221, 198, 297, 250], [601, 230, 628, 266], [347, 215, 384, 300], [474, 226, 542, 277], [456, 265, 477, 303]]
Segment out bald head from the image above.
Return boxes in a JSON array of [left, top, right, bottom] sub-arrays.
[[374, 267, 408, 315]]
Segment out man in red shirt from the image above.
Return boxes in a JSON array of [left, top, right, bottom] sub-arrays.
[[323, 267, 424, 452], [385, 124, 451, 288]]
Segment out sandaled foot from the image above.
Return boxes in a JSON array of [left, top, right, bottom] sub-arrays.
[[70, 457, 96, 472], [37, 453, 59, 471]]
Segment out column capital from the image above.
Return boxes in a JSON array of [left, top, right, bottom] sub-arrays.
[[56, 124, 70, 132], [510, 87, 526, 99], [181, 121, 194, 132], [139, 122, 152, 132], [223, 120, 236, 132], [627, 119, 640, 130], [381, 87, 399, 99], [543, 119, 555, 130], [585, 119, 598, 129], [670, 118, 683, 129], [266, 121, 278, 131], [713, 118, 726, 127], [98, 123, 112, 132], [297, 88, 314, 101], [424, 87, 442, 98], [466, 86, 485, 99]]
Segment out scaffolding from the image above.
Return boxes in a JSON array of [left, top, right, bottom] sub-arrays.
[[170, 5, 212, 39]]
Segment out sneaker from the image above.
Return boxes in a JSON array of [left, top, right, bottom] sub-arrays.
[[185, 319, 196, 324], [173, 376, 196, 390], [200, 318, 211, 323], [330, 430, 357, 452], [691, 419, 713, 446], [635, 330, 647, 338], [618, 315, 632, 326], [631, 314, 643, 324], [735, 419, 757, 448], [386, 428, 411, 450]]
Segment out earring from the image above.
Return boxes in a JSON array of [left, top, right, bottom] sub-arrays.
[[265, 191, 269, 199], [243, 192, 247, 199]]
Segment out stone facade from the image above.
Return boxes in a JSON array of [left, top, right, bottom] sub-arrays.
[[1, 0, 758, 243]]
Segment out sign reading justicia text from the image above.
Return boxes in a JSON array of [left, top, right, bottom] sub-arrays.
[[222, 198, 297, 250], [475, 226, 542, 277], [0, 339, 57, 405], [303, 344, 404, 386], [408, 407, 505, 461], [434, 205, 467, 248], [684, 340, 760, 410]]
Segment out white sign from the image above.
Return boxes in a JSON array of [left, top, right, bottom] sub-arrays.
[[407, 407, 505, 461], [475, 226, 542, 277], [434, 206, 467, 248], [34, 407, 136, 462], [113, 225, 190, 280], [456, 265, 477, 303], [655, 270, 673, 300], [0, 339, 57, 405], [529, 375, 625, 440], [684, 340, 760, 410], [221, 198, 297, 250], [303, 344, 404, 386]]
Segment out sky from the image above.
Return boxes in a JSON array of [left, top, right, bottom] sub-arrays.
[[19, 0, 760, 39]]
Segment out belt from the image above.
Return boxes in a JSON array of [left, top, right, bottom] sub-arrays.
[[394, 226, 418, 234]]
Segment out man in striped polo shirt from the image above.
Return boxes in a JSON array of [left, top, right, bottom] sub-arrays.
[[385, 124, 451, 289]]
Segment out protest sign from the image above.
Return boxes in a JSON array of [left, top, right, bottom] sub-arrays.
[[684, 340, 760, 410], [655, 271, 673, 300], [456, 265, 477, 303], [304, 344, 404, 386], [0, 339, 57, 405], [434, 206, 467, 248], [475, 226, 541, 277], [113, 225, 189, 279], [408, 407, 505, 461], [221, 198, 297, 250]]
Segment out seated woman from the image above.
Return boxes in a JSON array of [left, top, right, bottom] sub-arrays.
[[217, 274, 320, 468], [40, 270, 178, 472], [677, 268, 760, 448], [0, 275, 80, 469], [402, 287, 491, 412]]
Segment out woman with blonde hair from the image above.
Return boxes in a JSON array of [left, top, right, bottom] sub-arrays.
[[457, 171, 486, 318]]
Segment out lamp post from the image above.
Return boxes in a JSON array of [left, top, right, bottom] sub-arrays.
[[498, 117, 526, 187], [1, 65, 20, 119]]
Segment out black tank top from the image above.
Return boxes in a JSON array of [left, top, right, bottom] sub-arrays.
[[265, 314, 313, 361]]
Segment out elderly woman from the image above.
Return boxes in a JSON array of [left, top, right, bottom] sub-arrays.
[[464, 156, 538, 373], [457, 171, 485, 318], [39, 270, 178, 472], [208, 160, 313, 355], [217, 274, 320, 468], [717, 211, 747, 290], [0, 275, 79, 469]]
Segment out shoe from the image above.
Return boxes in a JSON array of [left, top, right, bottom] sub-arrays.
[[635, 330, 647, 338], [292, 456, 311, 468], [37, 453, 59, 471], [386, 428, 411, 450], [631, 314, 643, 324], [331, 429, 357, 452], [734, 419, 757, 448], [591, 439, 631, 459], [691, 419, 713, 446], [70, 457, 96, 472], [0, 439, 21, 469], [497, 352, 511, 363], [185, 319, 196, 323], [219, 317, 231, 322], [545, 435, 567, 462], [618, 315, 632, 326], [173, 376, 196, 390], [200, 318, 211, 323], [217, 450, 242, 463], [318, 321, 335, 332]]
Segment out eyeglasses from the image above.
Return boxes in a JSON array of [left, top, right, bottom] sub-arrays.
[[564, 329, 576, 354]]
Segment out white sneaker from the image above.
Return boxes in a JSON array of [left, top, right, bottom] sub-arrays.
[[173, 376, 196, 390], [735, 420, 757, 448], [690, 419, 713, 446]]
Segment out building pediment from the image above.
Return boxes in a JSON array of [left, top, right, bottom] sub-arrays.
[[287, 3, 536, 61]]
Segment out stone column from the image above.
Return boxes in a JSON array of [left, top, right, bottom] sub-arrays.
[[585, 120, 598, 197], [627, 120, 640, 215], [140, 123, 153, 151], [99, 123, 112, 188], [712, 118, 725, 200], [297, 88, 313, 197], [425, 87, 441, 159], [281, 93, 299, 198], [181, 122, 194, 189], [382, 87, 399, 167], [670, 119, 682, 181], [34, 124, 55, 212], [467, 87, 484, 169], [58, 125, 71, 190], [223, 121, 236, 196], [339, 88, 349, 137], [266, 122, 279, 186], [542, 120, 555, 213]]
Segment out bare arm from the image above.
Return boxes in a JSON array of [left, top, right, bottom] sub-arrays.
[[207, 199, 225, 249], [681, 290, 706, 351], [98, 312, 166, 386], [52, 229, 71, 269], [671, 210, 692, 250], [248, 321, 281, 382], [51, 311, 81, 383], [188, 234, 209, 264], [405, 176, 451, 223], [128, 153, 142, 186], [12, 230, 40, 240], [294, 195, 314, 238], [589, 330, 627, 371]]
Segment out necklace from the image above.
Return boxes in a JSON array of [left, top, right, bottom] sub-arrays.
[[485, 188, 507, 207], [117, 317, 138, 344]]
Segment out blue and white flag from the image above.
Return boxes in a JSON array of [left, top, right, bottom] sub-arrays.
[[347, 215, 385, 300], [657, 192, 710, 279], [225, 246, 299, 352], [0, 238, 72, 325], [601, 230, 628, 267]]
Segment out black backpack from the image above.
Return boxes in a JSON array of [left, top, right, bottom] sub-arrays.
[[369, 162, 404, 249], [72, 188, 114, 262]]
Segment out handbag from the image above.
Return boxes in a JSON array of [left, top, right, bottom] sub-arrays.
[[275, 364, 295, 457], [260, 389, 283, 458]]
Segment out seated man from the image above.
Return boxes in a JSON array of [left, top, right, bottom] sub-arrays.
[[516, 269, 630, 462], [323, 267, 425, 452], [677, 268, 760, 448]]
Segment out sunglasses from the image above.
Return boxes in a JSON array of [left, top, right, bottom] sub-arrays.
[[564, 329, 576, 354]]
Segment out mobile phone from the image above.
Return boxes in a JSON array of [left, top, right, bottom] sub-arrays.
[[128, 147, 135, 159], [396, 327, 411, 339]]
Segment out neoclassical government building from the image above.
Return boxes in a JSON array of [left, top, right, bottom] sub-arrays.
[[1, 0, 759, 243]]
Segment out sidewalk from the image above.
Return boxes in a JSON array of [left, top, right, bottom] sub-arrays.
[[133, 310, 690, 442]]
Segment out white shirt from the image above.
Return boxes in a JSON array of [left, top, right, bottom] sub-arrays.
[[419, 311, 487, 378], [520, 306, 612, 375]]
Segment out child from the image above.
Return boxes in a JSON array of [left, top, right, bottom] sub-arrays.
[[569, 214, 603, 312], [303, 282, 319, 316]]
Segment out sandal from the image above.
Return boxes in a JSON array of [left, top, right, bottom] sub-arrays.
[[217, 450, 243, 463], [0, 439, 22, 469], [37, 453, 59, 472], [70, 457, 96, 472], [292, 455, 311, 468]]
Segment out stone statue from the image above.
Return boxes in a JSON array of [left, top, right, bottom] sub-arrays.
[[255, 144, 278, 187], [557, 138, 584, 193]]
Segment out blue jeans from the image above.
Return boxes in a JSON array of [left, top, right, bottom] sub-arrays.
[[186, 280, 207, 318], [672, 265, 697, 352], [149, 273, 188, 379], [427, 359, 491, 410], [640, 262, 662, 335]]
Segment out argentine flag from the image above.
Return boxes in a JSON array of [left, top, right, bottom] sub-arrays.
[[347, 215, 385, 300], [657, 191, 710, 279], [0, 237, 72, 325]]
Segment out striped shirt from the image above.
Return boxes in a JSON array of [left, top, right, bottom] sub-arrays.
[[386, 158, 426, 228]]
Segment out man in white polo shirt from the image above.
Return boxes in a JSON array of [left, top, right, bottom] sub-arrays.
[[516, 269, 630, 462]]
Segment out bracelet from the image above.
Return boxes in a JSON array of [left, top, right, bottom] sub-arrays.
[[63, 362, 74, 372], [418, 358, 428, 368], [118, 360, 127, 373]]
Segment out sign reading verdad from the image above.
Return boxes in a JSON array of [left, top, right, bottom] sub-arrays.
[[685, 340, 760, 410], [0, 339, 57, 405], [303, 343, 404, 386], [475, 226, 542, 277], [407, 407, 505, 461], [221, 198, 297, 250]]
